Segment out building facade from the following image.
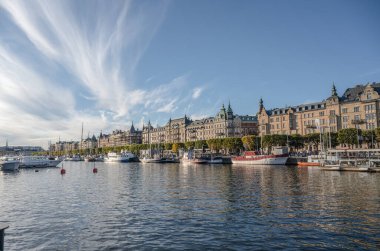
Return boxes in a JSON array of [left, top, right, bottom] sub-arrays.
[[143, 103, 258, 144], [98, 123, 142, 148], [258, 82, 380, 136]]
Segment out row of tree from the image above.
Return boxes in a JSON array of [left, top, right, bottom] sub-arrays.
[[44, 128, 380, 156]]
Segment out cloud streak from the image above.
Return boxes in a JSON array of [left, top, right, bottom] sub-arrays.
[[0, 0, 217, 148]]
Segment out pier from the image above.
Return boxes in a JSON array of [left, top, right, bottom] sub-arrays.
[[0, 224, 8, 251]]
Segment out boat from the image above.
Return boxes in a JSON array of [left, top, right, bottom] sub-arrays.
[[0, 157, 20, 171], [232, 147, 289, 165], [297, 155, 323, 166], [208, 156, 224, 164], [19, 156, 62, 168], [84, 156, 96, 162], [160, 155, 180, 163], [104, 151, 135, 163], [65, 155, 83, 161], [181, 151, 208, 164], [140, 155, 162, 163]]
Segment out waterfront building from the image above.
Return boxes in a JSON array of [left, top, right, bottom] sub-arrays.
[[50, 141, 79, 154], [98, 123, 142, 148], [142, 103, 258, 144], [258, 82, 380, 137], [81, 135, 98, 150]]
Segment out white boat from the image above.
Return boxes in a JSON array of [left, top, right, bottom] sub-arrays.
[[19, 156, 62, 168], [104, 151, 135, 163], [0, 157, 20, 171], [232, 147, 288, 165], [65, 155, 83, 161], [140, 155, 162, 163], [181, 151, 208, 164]]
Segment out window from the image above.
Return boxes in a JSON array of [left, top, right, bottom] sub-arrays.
[[342, 108, 347, 114], [354, 115, 360, 121], [330, 110, 335, 116], [354, 106, 360, 112], [276, 117, 279, 122], [319, 111, 324, 116], [367, 92, 372, 100], [343, 116, 348, 122]]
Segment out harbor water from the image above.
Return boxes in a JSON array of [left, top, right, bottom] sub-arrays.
[[0, 162, 379, 250]]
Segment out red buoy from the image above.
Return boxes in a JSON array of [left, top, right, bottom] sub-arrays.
[[60, 163, 66, 175], [93, 163, 98, 173]]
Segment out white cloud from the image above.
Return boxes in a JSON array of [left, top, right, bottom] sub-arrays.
[[0, 1, 216, 148], [192, 87, 203, 99]]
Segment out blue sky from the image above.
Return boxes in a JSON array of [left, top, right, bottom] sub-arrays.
[[0, 0, 379, 148]]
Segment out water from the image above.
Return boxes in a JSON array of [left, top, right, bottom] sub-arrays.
[[0, 162, 379, 250]]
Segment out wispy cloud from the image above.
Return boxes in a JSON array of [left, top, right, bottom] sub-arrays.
[[0, 0, 218, 148], [192, 87, 203, 99]]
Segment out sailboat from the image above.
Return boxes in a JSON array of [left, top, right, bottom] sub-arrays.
[[140, 121, 163, 163]]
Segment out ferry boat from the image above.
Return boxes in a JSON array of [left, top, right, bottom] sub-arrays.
[[0, 157, 20, 171], [232, 147, 289, 165], [104, 151, 135, 163], [19, 156, 62, 168]]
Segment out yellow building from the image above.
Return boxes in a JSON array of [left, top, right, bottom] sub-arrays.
[[258, 83, 379, 136], [143, 103, 258, 144]]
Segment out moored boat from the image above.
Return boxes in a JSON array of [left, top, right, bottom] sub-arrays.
[[19, 156, 62, 168], [181, 151, 208, 164], [232, 147, 288, 165], [0, 157, 20, 171], [104, 151, 135, 163]]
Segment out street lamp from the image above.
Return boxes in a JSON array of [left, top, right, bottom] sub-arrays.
[[352, 119, 367, 147]]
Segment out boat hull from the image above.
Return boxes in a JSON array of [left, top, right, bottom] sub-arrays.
[[232, 156, 288, 165], [141, 158, 162, 163], [104, 158, 130, 163], [297, 162, 320, 167], [0, 161, 20, 171]]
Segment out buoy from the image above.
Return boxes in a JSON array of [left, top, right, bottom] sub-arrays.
[[93, 162, 98, 173], [60, 164, 66, 175]]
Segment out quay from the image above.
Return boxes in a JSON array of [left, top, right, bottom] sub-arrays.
[[0, 224, 8, 251]]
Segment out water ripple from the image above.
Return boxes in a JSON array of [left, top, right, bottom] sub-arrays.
[[0, 163, 379, 250]]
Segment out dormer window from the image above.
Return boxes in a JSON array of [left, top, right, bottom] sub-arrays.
[[367, 92, 372, 100]]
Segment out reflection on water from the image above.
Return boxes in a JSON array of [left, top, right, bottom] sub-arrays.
[[0, 163, 379, 250]]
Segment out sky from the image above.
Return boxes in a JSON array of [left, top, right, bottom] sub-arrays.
[[0, 0, 379, 148]]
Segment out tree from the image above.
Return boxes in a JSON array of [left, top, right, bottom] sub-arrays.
[[241, 135, 255, 151], [272, 134, 287, 146], [195, 140, 207, 150], [362, 130, 375, 148], [164, 143, 173, 151], [185, 141, 195, 150], [303, 133, 320, 150], [206, 139, 222, 152], [337, 128, 358, 148], [289, 134, 304, 150]]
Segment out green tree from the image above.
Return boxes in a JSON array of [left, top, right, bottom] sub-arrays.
[[337, 128, 359, 148], [303, 133, 320, 150], [289, 134, 304, 150], [361, 130, 375, 148], [195, 140, 207, 150], [164, 143, 173, 151], [185, 141, 195, 150]]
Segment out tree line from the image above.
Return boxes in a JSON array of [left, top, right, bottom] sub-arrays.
[[44, 128, 380, 156]]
